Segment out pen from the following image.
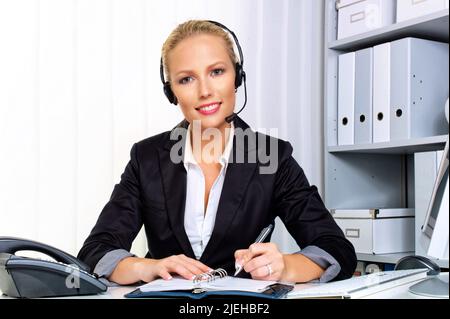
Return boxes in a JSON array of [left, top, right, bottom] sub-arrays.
[[234, 224, 274, 276]]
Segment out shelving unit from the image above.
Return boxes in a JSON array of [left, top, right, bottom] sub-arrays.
[[324, 1, 449, 268]]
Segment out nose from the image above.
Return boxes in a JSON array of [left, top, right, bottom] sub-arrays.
[[198, 77, 212, 99]]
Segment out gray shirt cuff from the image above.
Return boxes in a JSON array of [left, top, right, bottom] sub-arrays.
[[93, 249, 135, 286], [297, 245, 341, 283]]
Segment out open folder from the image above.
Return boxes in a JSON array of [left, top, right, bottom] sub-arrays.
[[124, 268, 294, 299], [285, 269, 428, 299]]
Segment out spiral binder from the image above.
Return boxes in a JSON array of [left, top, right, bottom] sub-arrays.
[[125, 266, 295, 299], [193, 268, 227, 284]]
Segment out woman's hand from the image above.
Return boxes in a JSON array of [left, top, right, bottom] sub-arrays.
[[109, 255, 212, 285], [234, 243, 285, 281], [136, 254, 212, 282], [235, 244, 326, 283]]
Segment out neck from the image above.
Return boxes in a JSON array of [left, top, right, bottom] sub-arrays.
[[190, 121, 232, 165]]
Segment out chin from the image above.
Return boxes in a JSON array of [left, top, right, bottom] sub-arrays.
[[200, 117, 227, 130], [190, 112, 231, 130]]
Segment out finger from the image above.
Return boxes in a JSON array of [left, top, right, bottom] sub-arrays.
[[179, 257, 211, 275], [237, 243, 275, 271], [178, 255, 212, 273], [250, 256, 284, 281], [158, 269, 173, 280], [238, 247, 265, 270], [240, 243, 271, 270], [178, 258, 210, 275], [234, 249, 248, 266], [248, 242, 273, 256], [250, 264, 273, 280], [166, 261, 196, 280], [244, 253, 271, 274]]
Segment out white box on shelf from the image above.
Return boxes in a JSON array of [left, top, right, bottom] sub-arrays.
[[336, 0, 396, 40], [397, 0, 449, 23], [332, 208, 415, 254]]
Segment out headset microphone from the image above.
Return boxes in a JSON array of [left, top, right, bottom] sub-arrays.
[[225, 72, 247, 123], [224, 114, 235, 124]]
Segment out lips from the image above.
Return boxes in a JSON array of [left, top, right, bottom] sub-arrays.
[[195, 102, 222, 115]]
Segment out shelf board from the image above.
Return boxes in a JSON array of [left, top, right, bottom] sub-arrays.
[[357, 252, 449, 268], [328, 135, 448, 154], [329, 10, 449, 51], [357, 252, 413, 264]]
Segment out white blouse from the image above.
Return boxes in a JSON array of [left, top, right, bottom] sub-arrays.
[[183, 123, 234, 260]]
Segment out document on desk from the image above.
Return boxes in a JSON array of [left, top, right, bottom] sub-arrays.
[[286, 269, 428, 299], [138, 276, 275, 293]]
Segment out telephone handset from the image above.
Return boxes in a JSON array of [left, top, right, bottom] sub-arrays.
[[0, 237, 107, 298]]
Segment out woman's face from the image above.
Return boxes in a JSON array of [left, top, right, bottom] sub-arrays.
[[167, 34, 236, 130]]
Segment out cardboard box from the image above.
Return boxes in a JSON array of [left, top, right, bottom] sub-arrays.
[[397, 0, 449, 23], [332, 208, 415, 254], [336, 0, 396, 40]]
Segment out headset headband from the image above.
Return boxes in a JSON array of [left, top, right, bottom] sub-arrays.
[[160, 20, 244, 84]]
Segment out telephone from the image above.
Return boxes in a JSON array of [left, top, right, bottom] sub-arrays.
[[0, 236, 107, 298]]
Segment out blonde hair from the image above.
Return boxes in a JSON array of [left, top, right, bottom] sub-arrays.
[[161, 20, 237, 82]]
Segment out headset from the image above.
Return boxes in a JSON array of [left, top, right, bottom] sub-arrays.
[[159, 20, 247, 123]]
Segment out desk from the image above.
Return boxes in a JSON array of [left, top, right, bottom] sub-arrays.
[[0, 277, 436, 299]]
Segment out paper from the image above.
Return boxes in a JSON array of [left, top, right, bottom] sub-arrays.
[[138, 276, 277, 293], [286, 269, 428, 299]]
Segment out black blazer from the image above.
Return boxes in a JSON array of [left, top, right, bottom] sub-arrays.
[[78, 116, 356, 280]]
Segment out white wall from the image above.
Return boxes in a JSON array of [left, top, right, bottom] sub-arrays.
[[0, 0, 324, 257]]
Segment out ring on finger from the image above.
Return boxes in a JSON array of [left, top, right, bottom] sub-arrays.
[[265, 264, 273, 277]]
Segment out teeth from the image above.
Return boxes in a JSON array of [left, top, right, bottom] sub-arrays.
[[199, 103, 219, 111]]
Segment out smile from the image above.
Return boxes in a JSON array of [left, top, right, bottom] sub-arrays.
[[196, 102, 222, 115]]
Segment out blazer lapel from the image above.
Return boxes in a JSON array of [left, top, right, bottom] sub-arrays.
[[200, 117, 258, 263], [159, 120, 196, 259]]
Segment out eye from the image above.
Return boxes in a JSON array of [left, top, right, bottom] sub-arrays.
[[179, 76, 193, 85], [211, 68, 225, 77]]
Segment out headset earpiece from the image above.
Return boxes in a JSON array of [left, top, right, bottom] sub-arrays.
[[160, 58, 177, 105], [163, 81, 177, 105], [235, 62, 245, 89]]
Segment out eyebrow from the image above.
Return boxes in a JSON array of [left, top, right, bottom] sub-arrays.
[[173, 61, 228, 77]]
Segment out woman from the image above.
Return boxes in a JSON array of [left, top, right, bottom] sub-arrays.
[[78, 20, 356, 285]]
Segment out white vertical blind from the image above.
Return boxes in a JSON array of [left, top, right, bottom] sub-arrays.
[[37, 0, 77, 253], [0, 0, 324, 257], [0, 0, 39, 241]]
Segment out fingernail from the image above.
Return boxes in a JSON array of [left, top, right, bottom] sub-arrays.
[[167, 275, 172, 280], [235, 260, 242, 268], [191, 275, 196, 280]]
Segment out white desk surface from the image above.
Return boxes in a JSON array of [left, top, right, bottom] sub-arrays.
[[0, 277, 438, 299]]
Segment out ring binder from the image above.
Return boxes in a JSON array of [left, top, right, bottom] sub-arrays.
[[193, 268, 227, 284], [124, 267, 295, 299]]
